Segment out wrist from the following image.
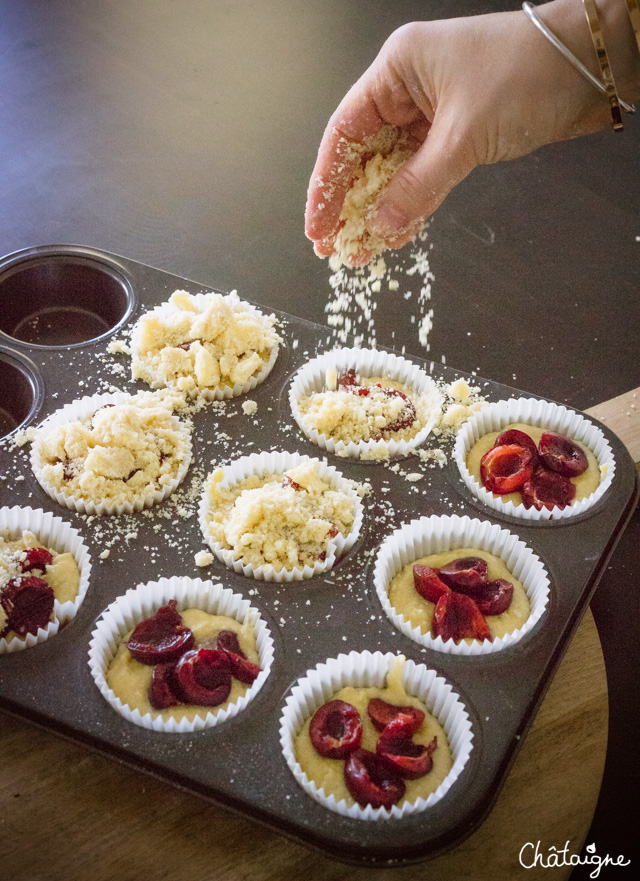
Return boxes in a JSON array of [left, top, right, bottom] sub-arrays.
[[538, 0, 640, 116]]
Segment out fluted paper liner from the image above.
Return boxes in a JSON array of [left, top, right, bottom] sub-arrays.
[[289, 347, 443, 459], [453, 397, 615, 521], [30, 392, 192, 516], [279, 650, 473, 819], [130, 292, 280, 400], [198, 451, 364, 581], [373, 514, 550, 655], [0, 506, 92, 653], [88, 576, 274, 732]]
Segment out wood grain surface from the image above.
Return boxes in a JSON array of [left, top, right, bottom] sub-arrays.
[[2, 391, 638, 881]]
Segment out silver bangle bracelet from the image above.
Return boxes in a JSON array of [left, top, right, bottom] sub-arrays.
[[522, 1, 635, 115]]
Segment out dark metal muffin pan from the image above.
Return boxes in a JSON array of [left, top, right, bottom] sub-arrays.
[[0, 245, 637, 866]]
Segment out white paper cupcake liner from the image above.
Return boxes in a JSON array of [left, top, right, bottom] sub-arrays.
[[88, 576, 274, 732], [453, 397, 615, 521], [130, 292, 280, 400], [198, 451, 364, 582], [373, 514, 550, 656], [30, 392, 192, 516], [288, 348, 443, 459], [279, 650, 473, 819], [0, 506, 92, 654]]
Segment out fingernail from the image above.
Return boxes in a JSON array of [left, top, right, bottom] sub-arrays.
[[368, 203, 408, 237]]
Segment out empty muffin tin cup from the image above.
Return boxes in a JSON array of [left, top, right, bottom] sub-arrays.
[[279, 650, 474, 819], [0, 505, 92, 654], [0, 349, 43, 439], [453, 397, 615, 521], [0, 246, 134, 347], [289, 347, 443, 460], [373, 514, 550, 656], [88, 576, 275, 732], [199, 451, 364, 581]]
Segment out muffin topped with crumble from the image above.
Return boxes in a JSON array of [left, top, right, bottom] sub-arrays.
[[129, 289, 280, 398]]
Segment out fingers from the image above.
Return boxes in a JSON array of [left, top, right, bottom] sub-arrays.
[[367, 113, 476, 241], [305, 90, 384, 244]]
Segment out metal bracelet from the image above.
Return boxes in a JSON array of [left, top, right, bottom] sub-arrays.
[[625, 0, 640, 54], [522, 1, 635, 127]]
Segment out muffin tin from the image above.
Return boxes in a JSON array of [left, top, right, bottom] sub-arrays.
[[0, 244, 637, 865]]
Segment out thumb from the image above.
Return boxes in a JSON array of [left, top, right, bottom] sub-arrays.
[[367, 118, 475, 239]]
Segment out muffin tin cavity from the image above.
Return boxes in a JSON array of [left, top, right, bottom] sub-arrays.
[[0, 348, 43, 439], [0, 246, 134, 347]]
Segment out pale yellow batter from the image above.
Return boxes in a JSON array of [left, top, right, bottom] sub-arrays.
[[466, 423, 599, 508], [294, 662, 452, 809], [106, 609, 259, 723], [387, 547, 530, 643]]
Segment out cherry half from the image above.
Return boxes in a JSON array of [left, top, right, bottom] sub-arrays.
[[127, 600, 194, 666], [18, 547, 53, 573], [215, 629, 262, 685], [343, 749, 405, 809], [367, 698, 425, 733], [376, 716, 438, 780], [149, 662, 182, 710], [494, 429, 539, 465], [413, 564, 451, 604], [309, 699, 363, 759], [174, 649, 232, 706], [521, 467, 576, 511], [539, 432, 588, 477], [474, 579, 514, 616], [437, 557, 488, 595], [431, 592, 493, 643], [480, 444, 535, 494], [0, 576, 55, 637]]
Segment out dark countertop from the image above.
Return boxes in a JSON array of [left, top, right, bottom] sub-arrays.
[[1, 1, 638, 876]]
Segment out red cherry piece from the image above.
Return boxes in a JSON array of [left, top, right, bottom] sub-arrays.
[[337, 369, 358, 388], [521, 467, 576, 511], [309, 699, 363, 759], [474, 579, 514, 616], [326, 524, 339, 539], [413, 564, 451, 604], [225, 652, 262, 685], [18, 547, 54, 573], [480, 444, 535, 494], [437, 556, 488, 595], [377, 717, 438, 780], [149, 662, 182, 710], [127, 600, 195, 666], [216, 629, 245, 657], [381, 388, 417, 433], [282, 475, 303, 491], [367, 698, 425, 733], [494, 429, 539, 465], [539, 432, 588, 477], [0, 576, 55, 637], [432, 592, 493, 643], [174, 649, 232, 706], [343, 749, 405, 809]]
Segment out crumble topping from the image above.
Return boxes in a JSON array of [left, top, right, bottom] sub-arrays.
[[322, 125, 415, 269], [297, 374, 436, 448], [202, 460, 356, 572], [130, 289, 280, 397], [34, 393, 190, 507]]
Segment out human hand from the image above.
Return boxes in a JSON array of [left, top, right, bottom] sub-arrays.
[[305, 0, 624, 265]]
